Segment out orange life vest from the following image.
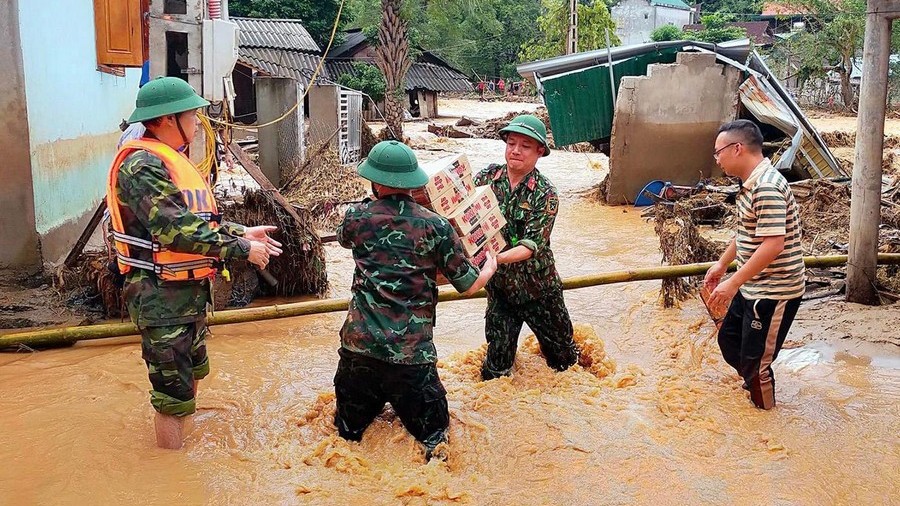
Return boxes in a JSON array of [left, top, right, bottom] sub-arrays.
[[106, 139, 219, 281]]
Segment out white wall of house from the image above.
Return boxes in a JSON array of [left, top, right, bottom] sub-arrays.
[[612, 0, 692, 46]]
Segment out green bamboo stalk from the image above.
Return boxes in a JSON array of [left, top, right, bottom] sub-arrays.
[[2, 254, 898, 349]]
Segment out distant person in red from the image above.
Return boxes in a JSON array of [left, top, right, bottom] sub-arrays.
[[477, 80, 486, 101], [498, 78, 506, 96]]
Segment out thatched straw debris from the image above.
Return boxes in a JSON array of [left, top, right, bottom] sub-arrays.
[[222, 189, 328, 298], [281, 148, 369, 230], [54, 250, 124, 318], [819, 130, 900, 150], [796, 179, 853, 254], [652, 194, 733, 307]]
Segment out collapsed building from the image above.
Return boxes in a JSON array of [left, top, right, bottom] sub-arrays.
[[517, 39, 846, 205]]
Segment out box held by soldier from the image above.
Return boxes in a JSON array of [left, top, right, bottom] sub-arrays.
[[446, 185, 503, 236], [412, 154, 475, 215]]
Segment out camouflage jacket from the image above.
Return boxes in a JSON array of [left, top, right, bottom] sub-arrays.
[[473, 163, 562, 305], [115, 150, 250, 328], [337, 194, 479, 364]]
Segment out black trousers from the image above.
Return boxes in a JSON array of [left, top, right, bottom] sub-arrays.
[[481, 287, 578, 380], [333, 348, 449, 450], [717, 291, 801, 410]]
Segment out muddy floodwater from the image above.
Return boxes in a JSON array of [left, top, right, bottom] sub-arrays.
[[2, 132, 899, 505]]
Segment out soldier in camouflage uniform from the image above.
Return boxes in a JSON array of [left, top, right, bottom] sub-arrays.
[[109, 77, 281, 449], [473, 114, 579, 380], [335, 140, 497, 460]]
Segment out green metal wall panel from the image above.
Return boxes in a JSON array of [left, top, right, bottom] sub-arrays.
[[542, 49, 679, 146]]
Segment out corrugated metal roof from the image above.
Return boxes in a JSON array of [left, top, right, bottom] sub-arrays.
[[329, 29, 368, 58], [650, 0, 692, 9], [747, 52, 845, 178], [740, 75, 798, 136], [326, 60, 473, 92], [406, 62, 473, 92], [232, 17, 320, 52], [517, 39, 751, 84], [238, 47, 323, 86]]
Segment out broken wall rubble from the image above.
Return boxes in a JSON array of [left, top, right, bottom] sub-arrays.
[[607, 53, 742, 205]]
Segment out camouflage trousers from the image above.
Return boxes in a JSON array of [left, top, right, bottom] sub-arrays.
[[140, 319, 210, 417], [333, 348, 449, 451], [481, 287, 578, 380]]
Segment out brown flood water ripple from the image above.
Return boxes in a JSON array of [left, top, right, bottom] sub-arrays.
[[1, 144, 898, 505]]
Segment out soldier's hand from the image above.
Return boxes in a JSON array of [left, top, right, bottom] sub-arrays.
[[481, 252, 498, 276], [244, 225, 277, 242], [248, 240, 270, 269], [266, 241, 283, 257]]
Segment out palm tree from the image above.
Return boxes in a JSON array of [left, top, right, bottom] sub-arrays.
[[374, 0, 411, 140]]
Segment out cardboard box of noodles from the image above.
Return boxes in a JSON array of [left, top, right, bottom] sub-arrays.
[[412, 154, 475, 216], [469, 232, 507, 267], [435, 231, 507, 286], [422, 153, 473, 198], [413, 184, 471, 216], [458, 207, 506, 256], [446, 185, 502, 236]]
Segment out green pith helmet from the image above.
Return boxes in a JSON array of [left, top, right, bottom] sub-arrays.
[[499, 114, 550, 157], [357, 140, 428, 189], [127, 77, 210, 124]]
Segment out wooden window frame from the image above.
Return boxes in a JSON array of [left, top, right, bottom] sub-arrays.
[[93, 0, 146, 68]]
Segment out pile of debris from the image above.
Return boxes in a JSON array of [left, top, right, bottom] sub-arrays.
[[647, 176, 900, 306], [647, 181, 737, 307], [281, 147, 369, 231], [819, 131, 900, 175], [55, 251, 124, 318], [221, 189, 328, 301], [422, 107, 598, 152]]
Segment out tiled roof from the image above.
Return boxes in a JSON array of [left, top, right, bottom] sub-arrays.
[[329, 29, 368, 58], [234, 21, 472, 92], [683, 21, 773, 45], [760, 2, 806, 16], [326, 60, 473, 92], [232, 17, 319, 52], [238, 47, 323, 86]]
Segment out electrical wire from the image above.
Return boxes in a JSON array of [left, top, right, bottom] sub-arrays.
[[196, 113, 218, 178], [200, 0, 345, 131]]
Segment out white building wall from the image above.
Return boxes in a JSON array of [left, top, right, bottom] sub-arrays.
[[612, 0, 692, 46]]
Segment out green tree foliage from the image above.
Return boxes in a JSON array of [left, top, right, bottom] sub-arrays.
[[697, 0, 762, 18], [518, 0, 619, 63], [229, 0, 350, 48], [347, 0, 541, 79], [650, 24, 684, 42], [688, 13, 748, 43], [337, 62, 387, 103], [778, 0, 866, 108]]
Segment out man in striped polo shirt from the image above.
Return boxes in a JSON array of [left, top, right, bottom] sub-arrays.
[[704, 120, 805, 410]]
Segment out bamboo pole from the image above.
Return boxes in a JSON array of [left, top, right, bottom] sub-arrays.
[[3, 254, 900, 349]]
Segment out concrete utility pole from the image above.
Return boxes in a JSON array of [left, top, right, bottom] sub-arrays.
[[847, 0, 898, 304], [566, 0, 578, 54]]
